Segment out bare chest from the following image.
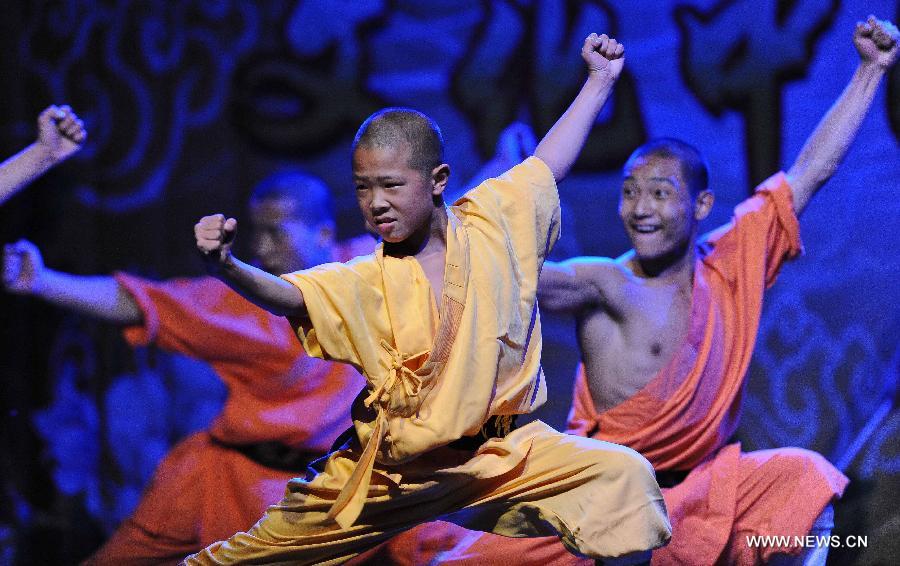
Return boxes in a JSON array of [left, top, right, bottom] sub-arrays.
[[578, 280, 693, 413]]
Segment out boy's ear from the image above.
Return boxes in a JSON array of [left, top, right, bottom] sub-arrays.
[[694, 190, 714, 221], [431, 164, 451, 196]]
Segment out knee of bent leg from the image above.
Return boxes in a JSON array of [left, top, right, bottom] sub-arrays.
[[766, 447, 839, 484], [580, 439, 656, 486]]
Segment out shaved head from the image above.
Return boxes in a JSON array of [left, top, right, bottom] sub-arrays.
[[625, 138, 709, 196], [249, 169, 334, 226], [352, 108, 445, 174]]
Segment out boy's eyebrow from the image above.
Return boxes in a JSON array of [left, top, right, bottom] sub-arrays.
[[353, 174, 406, 182]]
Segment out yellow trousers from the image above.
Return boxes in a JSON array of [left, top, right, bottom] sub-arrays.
[[183, 421, 671, 565]]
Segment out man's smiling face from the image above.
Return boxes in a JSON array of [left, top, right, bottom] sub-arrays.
[[618, 154, 697, 261]]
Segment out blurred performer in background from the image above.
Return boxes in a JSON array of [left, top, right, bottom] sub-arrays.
[[3, 171, 372, 565]]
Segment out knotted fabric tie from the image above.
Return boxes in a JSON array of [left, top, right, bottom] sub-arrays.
[[326, 340, 430, 529], [364, 340, 430, 410]]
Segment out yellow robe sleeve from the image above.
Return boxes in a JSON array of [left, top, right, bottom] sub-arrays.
[[454, 155, 561, 276], [280, 255, 387, 373], [449, 156, 558, 415]]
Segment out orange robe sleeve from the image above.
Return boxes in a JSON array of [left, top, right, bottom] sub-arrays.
[[700, 171, 803, 290], [113, 273, 363, 451]]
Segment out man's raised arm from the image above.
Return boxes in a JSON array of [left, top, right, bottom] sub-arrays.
[[534, 33, 625, 182], [787, 16, 899, 215], [0, 105, 86, 206], [194, 214, 307, 317]]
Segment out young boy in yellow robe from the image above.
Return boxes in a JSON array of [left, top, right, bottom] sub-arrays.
[[184, 33, 671, 565]]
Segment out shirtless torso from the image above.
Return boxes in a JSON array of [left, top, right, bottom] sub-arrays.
[[581, 260, 692, 411], [543, 253, 695, 413]]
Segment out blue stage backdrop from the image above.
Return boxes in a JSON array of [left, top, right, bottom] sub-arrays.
[[0, 1, 897, 564]]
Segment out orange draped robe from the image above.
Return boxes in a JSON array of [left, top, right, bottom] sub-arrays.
[[384, 172, 848, 565]]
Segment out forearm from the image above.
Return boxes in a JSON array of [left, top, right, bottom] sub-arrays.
[[216, 255, 306, 317], [787, 62, 886, 213], [0, 143, 58, 205], [534, 72, 617, 182], [34, 272, 143, 325]]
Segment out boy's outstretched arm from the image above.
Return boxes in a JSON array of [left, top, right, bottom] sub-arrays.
[[195, 214, 307, 318], [0, 105, 86, 205], [787, 15, 899, 215], [534, 33, 625, 182]]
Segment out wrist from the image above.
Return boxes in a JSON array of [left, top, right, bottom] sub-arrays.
[[586, 67, 617, 86], [212, 250, 240, 278], [26, 142, 58, 169], [583, 71, 617, 101], [852, 61, 888, 93], [30, 267, 54, 297], [858, 60, 889, 77]]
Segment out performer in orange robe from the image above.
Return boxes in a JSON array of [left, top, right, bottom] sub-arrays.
[[85, 273, 367, 565], [560, 178, 847, 565]]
